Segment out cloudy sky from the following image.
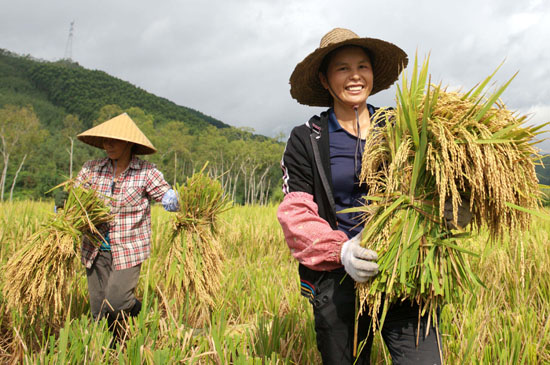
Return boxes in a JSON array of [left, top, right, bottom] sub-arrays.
[[1, 0, 550, 150]]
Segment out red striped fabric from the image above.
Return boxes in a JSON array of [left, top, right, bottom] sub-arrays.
[[77, 157, 170, 270]]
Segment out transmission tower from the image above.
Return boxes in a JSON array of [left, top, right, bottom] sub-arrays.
[[64, 21, 74, 61]]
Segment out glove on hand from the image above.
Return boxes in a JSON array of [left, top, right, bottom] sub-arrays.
[[444, 198, 473, 229], [162, 189, 180, 212], [340, 231, 378, 283]]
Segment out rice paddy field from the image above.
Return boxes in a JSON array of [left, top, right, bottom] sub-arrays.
[[0, 200, 548, 364]]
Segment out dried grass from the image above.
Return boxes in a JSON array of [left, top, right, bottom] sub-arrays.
[[158, 169, 231, 327], [353, 57, 546, 335], [2, 181, 112, 326]]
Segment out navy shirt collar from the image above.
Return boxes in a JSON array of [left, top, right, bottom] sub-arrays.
[[328, 104, 376, 133]]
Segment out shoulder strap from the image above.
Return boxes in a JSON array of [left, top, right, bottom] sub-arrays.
[[309, 127, 336, 214]]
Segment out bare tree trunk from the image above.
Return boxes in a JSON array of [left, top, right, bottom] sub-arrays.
[[218, 150, 224, 187], [250, 165, 260, 204], [244, 172, 248, 205], [250, 173, 256, 204], [222, 160, 236, 194], [68, 137, 74, 179], [240, 163, 248, 205], [9, 154, 26, 201], [263, 179, 272, 205], [223, 172, 230, 192], [0, 152, 9, 202], [212, 163, 218, 180], [256, 166, 270, 205], [222, 169, 232, 193], [241, 162, 256, 205], [232, 171, 240, 202], [257, 179, 263, 205]]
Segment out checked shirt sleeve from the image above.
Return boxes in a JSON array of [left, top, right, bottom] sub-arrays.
[[277, 191, 347, 271], [75, 160, 94, 188], [145, 167, 171, 202]]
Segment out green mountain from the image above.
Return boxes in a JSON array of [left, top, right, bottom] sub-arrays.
[[0, 49, 283, 203], [0, 49, 227, 131]]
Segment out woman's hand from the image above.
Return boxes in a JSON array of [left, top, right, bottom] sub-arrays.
[[340, 230, 378, 282]]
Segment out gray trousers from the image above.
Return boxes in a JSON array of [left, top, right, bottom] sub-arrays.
[[86, 251, 141, 320]]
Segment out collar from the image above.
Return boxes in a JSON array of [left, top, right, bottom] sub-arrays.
[[128, 155, 141, 170], [328, 103, 376, 133], [97, 155, 140, 170]]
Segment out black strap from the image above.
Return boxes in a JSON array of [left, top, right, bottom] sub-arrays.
[[310, 132, 336, 214]]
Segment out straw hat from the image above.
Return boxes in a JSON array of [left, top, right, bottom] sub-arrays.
[[290, 28, 408, 107], [77, 113, 157, 155]]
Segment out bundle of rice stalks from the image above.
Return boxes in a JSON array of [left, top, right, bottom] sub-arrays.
[[350, 56, 546, 335], [160, 168, 232, 327], [2, 181, 112, 326]]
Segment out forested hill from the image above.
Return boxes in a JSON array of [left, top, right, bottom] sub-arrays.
[[0, 49, 284, 203], [0, 49, 227, 131]]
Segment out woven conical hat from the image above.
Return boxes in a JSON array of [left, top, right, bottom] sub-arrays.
[[77, 113, 156, 155]]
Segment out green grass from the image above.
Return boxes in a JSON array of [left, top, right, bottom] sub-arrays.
[[0, 201, 548, 363]]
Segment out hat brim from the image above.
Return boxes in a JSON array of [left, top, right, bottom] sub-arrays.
[[76, 113, 157, 155], [290, 37, 408, 107], [77, 134, 156, 155]]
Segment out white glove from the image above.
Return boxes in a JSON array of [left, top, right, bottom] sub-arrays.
[[444, 198, 472, 229], [340, 231, 378, 283]]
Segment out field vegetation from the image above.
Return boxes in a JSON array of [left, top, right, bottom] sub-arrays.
[[0, 201, 548, 363]]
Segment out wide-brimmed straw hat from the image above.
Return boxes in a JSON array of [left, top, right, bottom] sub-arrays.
[[290, 28, 408, 107], [77, 113, 156, 155]]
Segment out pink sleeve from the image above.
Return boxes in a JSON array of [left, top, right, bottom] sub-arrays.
[[277, 191, 347, 271]]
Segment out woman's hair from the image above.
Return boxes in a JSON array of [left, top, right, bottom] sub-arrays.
[[318, 45, 374, 77]]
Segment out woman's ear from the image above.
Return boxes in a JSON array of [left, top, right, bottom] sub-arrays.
[[319, 72, 329, 90]]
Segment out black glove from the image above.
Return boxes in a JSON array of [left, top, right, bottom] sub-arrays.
[[54, 190, 69, 210]]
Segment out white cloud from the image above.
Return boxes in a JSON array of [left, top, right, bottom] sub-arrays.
[[508, 12, 542, 33], [0, 0, 549, 141]]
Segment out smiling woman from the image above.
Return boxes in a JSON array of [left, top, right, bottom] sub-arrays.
[[277, 28, 445, 364], [318, 45, 374, 136]]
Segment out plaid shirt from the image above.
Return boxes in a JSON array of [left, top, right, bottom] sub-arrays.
[[77, 156, 170, 270]]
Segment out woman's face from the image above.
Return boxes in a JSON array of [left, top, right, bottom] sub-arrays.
[[102, 138, 133, 161], [319, 46, 373, 108]]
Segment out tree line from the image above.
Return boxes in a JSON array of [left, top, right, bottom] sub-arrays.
[[0, 103, 285, 204], [0, 49, 285, 204]]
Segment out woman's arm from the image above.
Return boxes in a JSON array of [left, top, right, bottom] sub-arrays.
[[75, 160, 93, 187], [278, 191, 347, 271], [145, 166, 171, 202], [278, 128, 347, 271]]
